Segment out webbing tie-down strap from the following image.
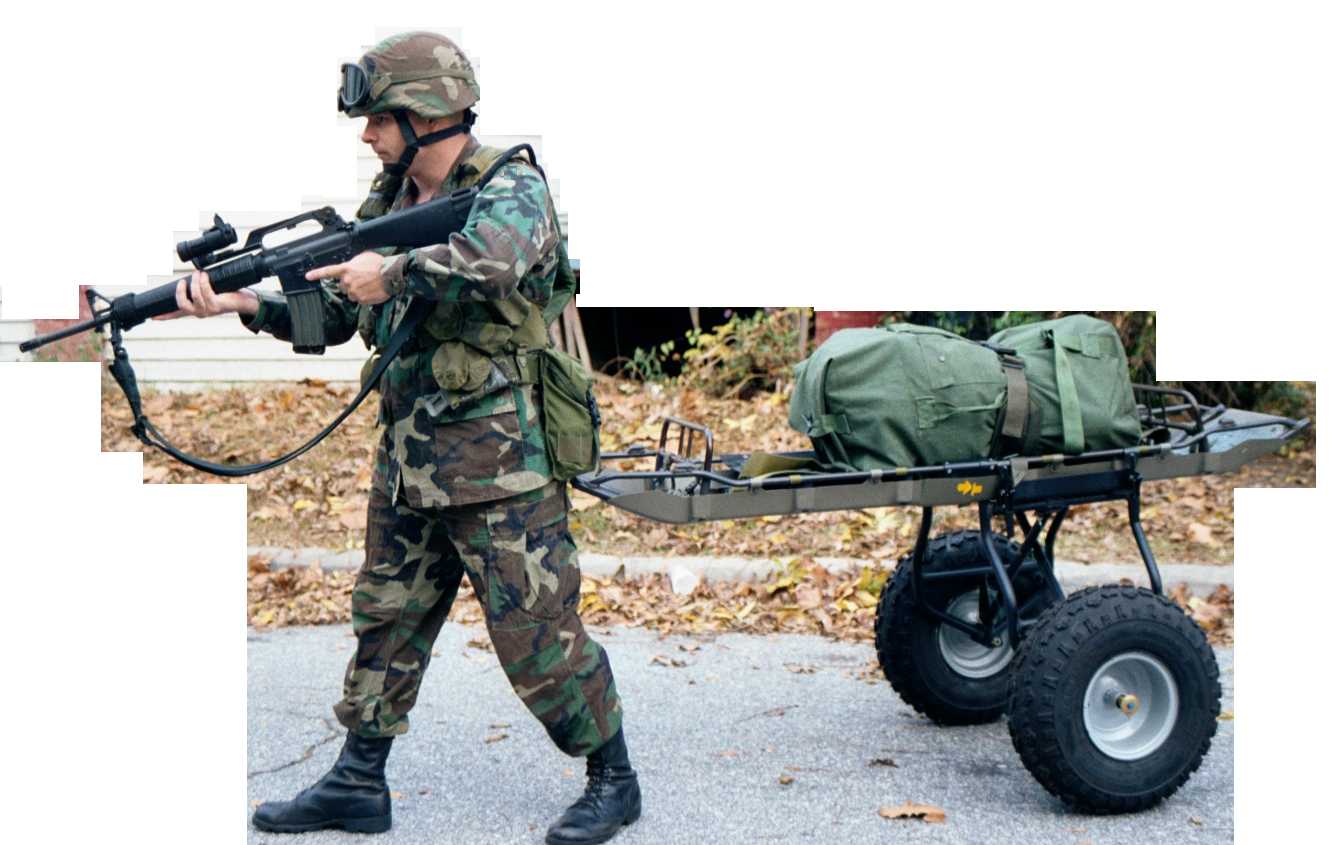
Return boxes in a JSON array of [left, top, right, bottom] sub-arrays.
[[999, 354, 1029, 442], [1048, 331, 1086, 454]]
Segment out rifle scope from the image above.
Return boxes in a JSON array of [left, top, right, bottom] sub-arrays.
[[176, 214, 237, 264]]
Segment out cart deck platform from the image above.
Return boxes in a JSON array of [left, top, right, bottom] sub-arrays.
[[575, 403, 1305, 525]]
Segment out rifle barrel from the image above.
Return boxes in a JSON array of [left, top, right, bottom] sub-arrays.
[[18, 312, 113, 353]]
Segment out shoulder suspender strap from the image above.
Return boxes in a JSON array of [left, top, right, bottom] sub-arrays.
[[477, 144, 543, 186]]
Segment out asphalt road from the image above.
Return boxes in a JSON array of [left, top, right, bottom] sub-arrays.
[[248, 623, 1234, 844]]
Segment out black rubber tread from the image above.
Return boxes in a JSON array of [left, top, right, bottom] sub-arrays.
[[1006, 584, 1222, 814], [874, 530, 1052, 726]]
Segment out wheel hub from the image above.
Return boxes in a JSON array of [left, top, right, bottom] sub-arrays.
[[1082, 651, 1180, 761], [936, 592, 1014, 679]]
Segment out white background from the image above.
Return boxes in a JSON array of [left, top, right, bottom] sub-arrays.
[[0, 1, 1327, 841]]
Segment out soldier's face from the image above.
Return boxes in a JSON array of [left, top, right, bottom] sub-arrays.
[[361, 114, 407, 163]]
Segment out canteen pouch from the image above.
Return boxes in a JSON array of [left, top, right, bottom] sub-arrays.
[[538, 348, 601, 480]]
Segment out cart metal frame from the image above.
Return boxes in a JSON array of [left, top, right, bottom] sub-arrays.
[[574, 386, 1308, 652]]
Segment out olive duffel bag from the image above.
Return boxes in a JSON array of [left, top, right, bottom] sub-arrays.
[[788, 315, 1140, 471]]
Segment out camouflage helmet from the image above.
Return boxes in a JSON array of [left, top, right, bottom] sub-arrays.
[[339, 31, 479, 119]]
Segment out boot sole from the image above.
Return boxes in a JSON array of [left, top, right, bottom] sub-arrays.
[[252, 815, 391, 834], [545, 797, 641, 845]]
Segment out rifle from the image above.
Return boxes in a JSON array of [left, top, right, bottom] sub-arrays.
[[20, 144, 539, 477], [19, 188, 479, 357]]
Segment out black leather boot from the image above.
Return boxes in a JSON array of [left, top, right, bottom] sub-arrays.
[[546, 729, 642, 845], [252, 732, 394, 834]]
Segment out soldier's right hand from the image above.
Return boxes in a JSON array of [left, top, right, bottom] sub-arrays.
[[154, 270, 259, 320]]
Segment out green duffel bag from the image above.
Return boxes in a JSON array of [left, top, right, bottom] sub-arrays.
[[788, 315, 1141, 471], [988, 314, 1141, 455], [789, 324, 1040, 470]]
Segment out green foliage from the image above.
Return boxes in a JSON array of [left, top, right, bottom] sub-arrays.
[[678, 308, 809, 398], [622, 340, 674, 384], [990, 311, 1046, 333]]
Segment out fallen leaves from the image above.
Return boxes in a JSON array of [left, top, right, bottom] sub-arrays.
[[1168, 583, 1234, 645], [247, 556, 357, 628], [246, 549, 1237, 656], [1187, 522, 1217, 547], [777, 774, 794, 786], [878, 801, 946, 823], [575, 560, 890, 643], [330, 494, 369, 531]]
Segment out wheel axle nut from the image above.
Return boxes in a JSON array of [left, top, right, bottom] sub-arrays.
[[1116, 694, 1140, 716]]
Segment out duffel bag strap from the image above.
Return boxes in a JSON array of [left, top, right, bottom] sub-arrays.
[[1048, 329, 1086, 454], [999, 355, 1029, 441]]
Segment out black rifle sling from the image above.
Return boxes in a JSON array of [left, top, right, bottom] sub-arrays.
[[116, 298, 429, 477], [112, 144, 541, 477]]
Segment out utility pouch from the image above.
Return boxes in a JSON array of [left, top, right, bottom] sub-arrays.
[[432, 339, 496, 393], [537, 347, 601, 481]]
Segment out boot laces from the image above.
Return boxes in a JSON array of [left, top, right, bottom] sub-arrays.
[[571, 759, 616, 812]]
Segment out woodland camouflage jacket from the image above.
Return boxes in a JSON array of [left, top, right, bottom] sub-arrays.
[[240, 136, 564, 507]]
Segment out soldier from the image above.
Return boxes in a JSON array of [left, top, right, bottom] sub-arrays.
[[162, 32, 640, 845]]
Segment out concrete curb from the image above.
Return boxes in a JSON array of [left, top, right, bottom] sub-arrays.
[[249, 545, 1233, 594]]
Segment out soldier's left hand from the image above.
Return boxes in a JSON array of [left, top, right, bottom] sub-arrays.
[[306, 251, 391, 305]]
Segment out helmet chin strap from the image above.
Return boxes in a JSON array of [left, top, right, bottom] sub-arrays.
[[386, 109, 475, 177]]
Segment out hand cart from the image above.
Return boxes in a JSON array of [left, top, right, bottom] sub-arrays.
[[573, 386, 1309, 813]]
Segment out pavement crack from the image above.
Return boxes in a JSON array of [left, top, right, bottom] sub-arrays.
[[735, 704, 799, 724], [248, 718, 342, 779], [253, 706, 329, 721]]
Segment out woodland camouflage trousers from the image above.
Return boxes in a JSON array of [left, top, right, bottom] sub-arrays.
[[332, 479, 623, 757]]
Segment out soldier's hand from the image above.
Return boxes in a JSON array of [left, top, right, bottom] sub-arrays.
[[154, 271, 259, 320], [307, 251, 391, 305]]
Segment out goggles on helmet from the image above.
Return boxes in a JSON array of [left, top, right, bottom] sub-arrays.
[[338, 62, 478, 114], [338, 62, 374, 112]]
